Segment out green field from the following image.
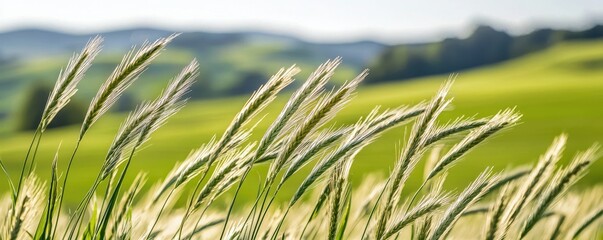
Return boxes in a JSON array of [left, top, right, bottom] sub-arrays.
[[0, 40, 602, 207], [0, 43, 359, 134]]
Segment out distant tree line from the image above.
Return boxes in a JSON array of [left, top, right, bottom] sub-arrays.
[[17, 83, 85, 131], [367, 25, 603, 83], [0, 51, 12, 68]]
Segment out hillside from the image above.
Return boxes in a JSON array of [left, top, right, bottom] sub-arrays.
[[4, 25, 602, 134], [0, 28, 386, 131], [368, 24, 603, 83], [0, 39, 602, 206]]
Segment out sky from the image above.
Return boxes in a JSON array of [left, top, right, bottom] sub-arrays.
[[1, 0, 602, 43]]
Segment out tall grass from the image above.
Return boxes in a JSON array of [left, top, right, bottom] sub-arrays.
[[1, 34, 601, 240]]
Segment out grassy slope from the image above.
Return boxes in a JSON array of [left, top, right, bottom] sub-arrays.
[[0, 43, 359, 129], [0, 50, 195, 133], [0, 40, 602, 207]]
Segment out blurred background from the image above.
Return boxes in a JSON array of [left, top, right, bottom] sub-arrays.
[[1, 0, 602, 205]]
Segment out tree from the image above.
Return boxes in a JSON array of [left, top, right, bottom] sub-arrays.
[[113, 93, 137, 112], [16, 82, 85, 131], [229, 71, 267, 95]]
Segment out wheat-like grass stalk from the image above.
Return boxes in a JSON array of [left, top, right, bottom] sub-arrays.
[[327, 166, 346, 240], [180, 219, 224, 240], [194, 145, 255, 209], [267, 70, 366, 188], [41, 36, 103, 132], [571, 207, 603, 239], [484, 167, 530, 195], [403, 79, 453, 155], [496, 135, 568, 239], [18, 37, 102, 230], [253, 71, 369, 239], [109, 173, 145, 238], [520, 145, 599, 237], [427, 169, 494, 240], [415, 216, 433, 240], [79, 34, 177, 139], [423, 117, 489, 147], [8, 196, 28, 240], [364, 105, 426, 140], [299, 183, 333, 239], [254, 126, 349, 165], [152, 140, 216, 202], [383, 193, 450, 239], [292, 104, 424, 210], [3, 174, 45, 240], [255, 58, 339, 159], [136, 59, 199, 143], [292, 106, 424, 239], [224, 221, 244, 240], [279, 127, 349, 185], [374, 80, 452, 239], [101, 59, 198, 180], [100, 103, 154, 179], [426, 109, 521, 181], [549, 213, 565, 240], [290, 106, 408, 207], [181, 67, 298, 239], [66, 41, 195, 238], [485, 186, 510, 240], [57, 36, 177, 235], [461, 206, 489, 216], [39, 148, 61, 239], [214, 66, 298, 159]]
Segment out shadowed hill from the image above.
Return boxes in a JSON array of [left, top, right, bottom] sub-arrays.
[[368, 24, 603, 83]]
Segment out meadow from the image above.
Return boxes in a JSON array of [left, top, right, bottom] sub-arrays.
[[1, 39, 602, 206], [0, 35, 601, 239], [0, 39, 361, 132]]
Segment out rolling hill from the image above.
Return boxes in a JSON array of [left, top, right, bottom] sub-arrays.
[[0, 39, 602, 207], [0, 28, 386, 131], [367, 24, 603, 83]]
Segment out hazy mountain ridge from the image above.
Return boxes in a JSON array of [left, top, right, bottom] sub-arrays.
[[0, 27, 387, 66]]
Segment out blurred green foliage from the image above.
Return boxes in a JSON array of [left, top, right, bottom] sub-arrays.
[[16, 83, 85, 131], [0, 47, 360, 130]]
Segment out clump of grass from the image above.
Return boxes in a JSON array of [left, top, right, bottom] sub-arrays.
[[2, 174, 45, 240], [1, 34, 601, 240], [14, 36, 103, 226]]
